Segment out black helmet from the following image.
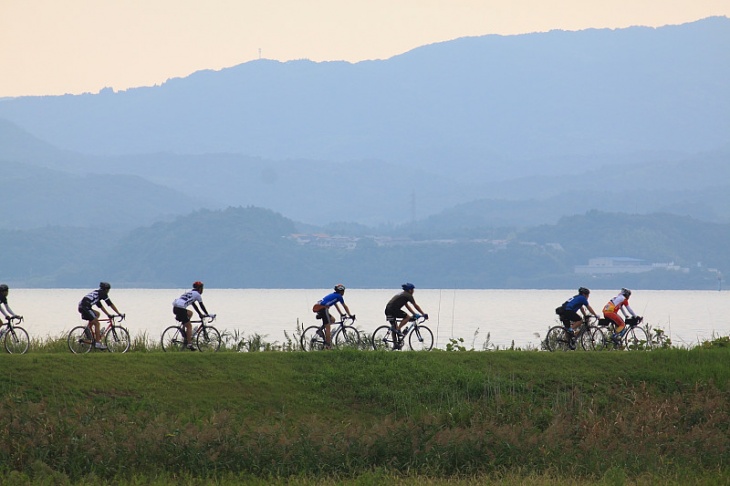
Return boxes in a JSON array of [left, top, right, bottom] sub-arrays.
[[621, 288, 632, 297], [334, 284, 346, 292], [99, 282, 111, 291], [578, 287, 590, 296], [193, 281, 204, 291], [402, 283, 415, 291], [0, 284, 8, 292]]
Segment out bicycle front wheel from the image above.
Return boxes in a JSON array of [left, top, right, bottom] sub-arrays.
[[196, 326, 221, 352], [301, 325, 326, 351], [104, 326, 131, 353], [161, 326, 186, 352], [578, 326, 604, 351], [545, 326, 573, 352], [408, 325, 434, 351], [623, 326, 651, 351], [4, 326, 30, 354], [371, 325, 400, 351], [334, 325, 361, 349], [68, 326, 93, 354]]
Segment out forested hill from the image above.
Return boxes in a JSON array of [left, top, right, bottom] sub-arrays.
[[2, 207, 727, 289]]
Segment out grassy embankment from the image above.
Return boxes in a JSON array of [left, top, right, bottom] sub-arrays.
[[0, 346, 728, 484]]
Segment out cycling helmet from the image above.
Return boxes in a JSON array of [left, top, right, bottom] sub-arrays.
[[0, 284, 8, 292], [193, 281, 204, 291], [578, 287, 590, 296], [334, 284, 346, 292], [99, 282, 111, 291], [402, 282, 415, 291], [621, 288, 632, 297]]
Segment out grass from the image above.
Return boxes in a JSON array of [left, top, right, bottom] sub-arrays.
[[0, 344, 729, 483]]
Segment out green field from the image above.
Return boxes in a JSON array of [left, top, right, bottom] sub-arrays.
[[1, 346, 728, 484]]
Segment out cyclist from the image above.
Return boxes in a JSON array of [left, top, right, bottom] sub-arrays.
[[385, 283, 428, 337], [172, 281, 211, 351], [78, 282, 123, 350], [556, 287, 600, 339], [0, 284, 22, 323], [603, 288, 638, 343], [312, 284, 353, 348]]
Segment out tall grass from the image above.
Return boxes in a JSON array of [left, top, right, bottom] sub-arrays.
[[0, 348, 728, 483]]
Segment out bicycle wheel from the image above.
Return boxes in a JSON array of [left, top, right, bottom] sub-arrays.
[[408, 325, 434, 351], [334, 325, 361, 349], [371, 325, 400, 351], [578, 326, 603, 351], [161, 325, 186, 352], [623, 326, 651, 351], [545, 325, 574, 352], [589, 326, 610, 351], [68, 326, 93, 354], [104, 326, 131, 353], [4, 326, 30, 354], [301, 325, 327, 351], [196, 326, 221, 352]]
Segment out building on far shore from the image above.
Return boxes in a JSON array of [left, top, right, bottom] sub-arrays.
[[574, 257, 689, 275]]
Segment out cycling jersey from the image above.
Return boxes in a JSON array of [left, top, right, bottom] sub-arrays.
[[603, 294, 636, 317], [562, 294, 589, 312], [318, 291, 345, 308], [173, 290, 204, 309], [79, 290, 113, 310], [385, 291, 415, 313]]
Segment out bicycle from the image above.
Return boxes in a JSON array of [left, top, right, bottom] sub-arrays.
[[0, 316, 30, 354], [595, 315, 652, 351], [545, 314, 603, 352], [301, 315, 360, 351], [371, 315, 434, 351], [161, 314, 220, 352], [68, 314, 130, 354]]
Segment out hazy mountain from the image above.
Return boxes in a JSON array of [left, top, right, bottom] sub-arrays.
[[2, 206, 726, 289], [1, 17, 728, 185]]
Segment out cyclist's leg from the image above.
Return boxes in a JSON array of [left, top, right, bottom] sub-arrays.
[[317, 309, 333, 347], [604, 312, 624, 341]]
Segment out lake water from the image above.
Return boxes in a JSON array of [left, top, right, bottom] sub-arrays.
[[9, 289, 730, 349]]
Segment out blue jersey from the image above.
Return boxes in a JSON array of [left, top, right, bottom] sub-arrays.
[[563, 294, 589, 312], [318, 292, 344, 308]]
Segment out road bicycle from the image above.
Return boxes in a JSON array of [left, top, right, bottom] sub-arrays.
[[68, 314, 130, 354], [594, 315, 652, 351], [161, 314, 220, 352], [300, 315, 361, 351], [371, 315, 434, 351], [0, 316, 30, 354], [545, 314, 603, 352]]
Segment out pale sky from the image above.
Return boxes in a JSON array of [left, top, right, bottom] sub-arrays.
[[1, 0, 728, 97]]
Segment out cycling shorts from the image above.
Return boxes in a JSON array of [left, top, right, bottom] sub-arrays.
[[173, 306, 191, 323], [316, 308, 333, 323], [385, 308, 407, 320], [78, 306, 98, 322]]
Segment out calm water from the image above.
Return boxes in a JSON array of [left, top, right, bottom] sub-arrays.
[[9, 289, 730, 349]]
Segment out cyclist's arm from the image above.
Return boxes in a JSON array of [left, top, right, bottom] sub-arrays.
[[339, 302, 352, 317], [585, 304, 600, 318], [0, 304, 11, 319], [192, 302, 207, 318]]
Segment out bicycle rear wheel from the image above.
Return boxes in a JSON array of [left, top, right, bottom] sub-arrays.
[[545, 325, 574, 351], [104, 326, 131, 353], [334, 325, 361, 349], [196, 326, 221, 352], [371, 325, 400, 351], [161, 325, 186, 352], [68, 326, 93, 354], [4, 326, 30, 354], [301, 325, 327, 351], [408, 325, 434, 351]]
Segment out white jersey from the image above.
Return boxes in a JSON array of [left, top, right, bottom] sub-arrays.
[[173, 290, 203, 309]]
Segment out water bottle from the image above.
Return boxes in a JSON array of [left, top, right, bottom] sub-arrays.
[[401, 324, 411, 335]]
